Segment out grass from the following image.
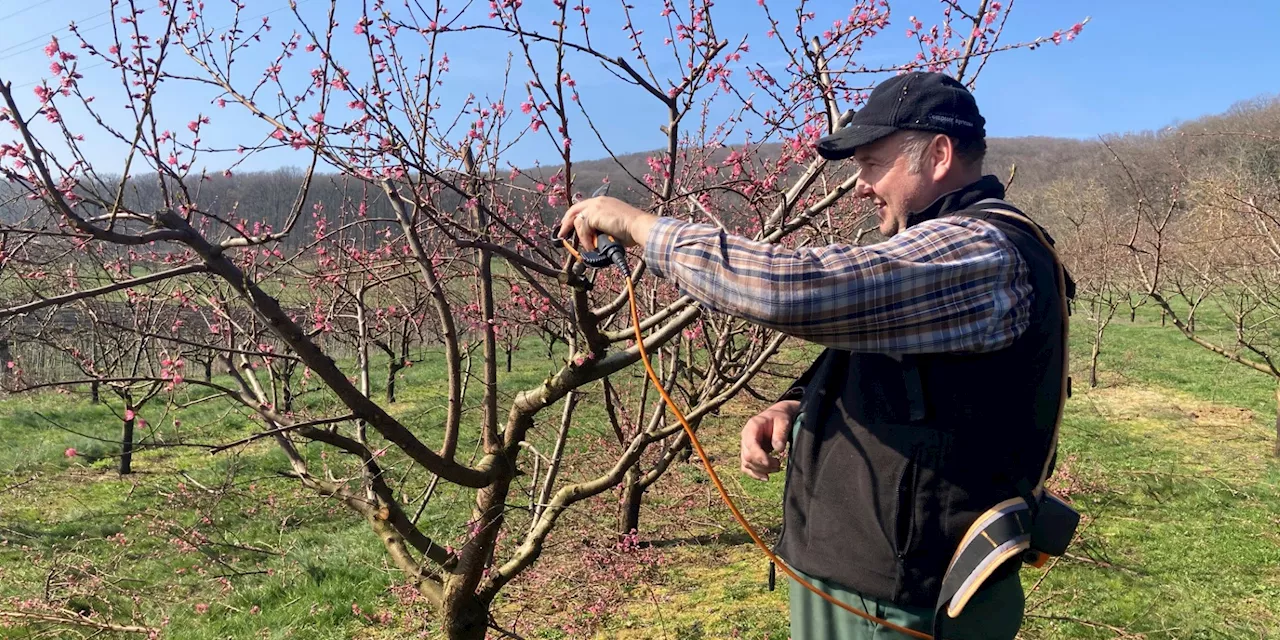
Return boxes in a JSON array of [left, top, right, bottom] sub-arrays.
[[0, 312, 1278, 639]]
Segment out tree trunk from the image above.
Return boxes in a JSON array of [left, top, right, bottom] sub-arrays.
[[441, 592, 489, 640], [618, 467, 644, 539], [442, 478, 511, 639], [1090, 326, 1103, 388], [90, 380, 100, 404], [0, 338, 10, 389], [120, 414, 136, 475], [203, 357, 213, 382], [1274, 385, 1280, 458], [282, 383, 294, 414], [385, 362, 402, 404], [505, 346, 513, 373]]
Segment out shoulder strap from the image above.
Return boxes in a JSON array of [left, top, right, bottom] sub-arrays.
[[963, 198, 1076, 300], [969, 198, 1072, 493], [931, 197, 1080, 630]]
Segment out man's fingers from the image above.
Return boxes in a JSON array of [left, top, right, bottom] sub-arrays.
[[740, 420, 765, 465], [739, 422, 766, 474], [742, 456, 781, 481], [557, 205, 580, 240], [771, 414, 790, 453], [740, 416, 783, 481], [573, 214, 597, 251]]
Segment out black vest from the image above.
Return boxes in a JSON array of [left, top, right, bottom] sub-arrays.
[[775, 176, 1072, 607]]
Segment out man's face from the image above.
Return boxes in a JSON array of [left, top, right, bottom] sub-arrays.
[[851, 132, 933, 237]]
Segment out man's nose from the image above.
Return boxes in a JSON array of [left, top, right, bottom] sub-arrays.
[[854, 177, 874, 199]]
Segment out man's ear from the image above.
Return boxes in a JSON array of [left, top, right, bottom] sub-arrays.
[[928, 134, 954, 182]]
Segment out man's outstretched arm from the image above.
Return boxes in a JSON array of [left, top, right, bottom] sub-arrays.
[[559, 196, 1031, 354]]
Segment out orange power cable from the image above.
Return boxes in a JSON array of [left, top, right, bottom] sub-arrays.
[[616, 262, 935, 640]]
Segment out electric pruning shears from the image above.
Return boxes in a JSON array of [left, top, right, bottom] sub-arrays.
[[557, 182, 630, 273]]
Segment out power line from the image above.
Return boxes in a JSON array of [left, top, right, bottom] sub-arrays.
[[0, 0, 54, 23], [0, 10, 111, 59], [0, 16, 114, 64]]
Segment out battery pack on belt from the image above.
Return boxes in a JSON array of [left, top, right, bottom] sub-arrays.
[[933, 490, 1079, 625]]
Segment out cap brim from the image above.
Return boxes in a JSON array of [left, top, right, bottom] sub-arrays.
[[815, 124, 899, 160]]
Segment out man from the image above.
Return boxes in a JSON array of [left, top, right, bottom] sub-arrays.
[[559, 72, 1069, 639]]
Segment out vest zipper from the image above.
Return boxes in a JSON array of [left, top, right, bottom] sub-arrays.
[[895, 445, 921, 561], [769, 410, 801, 591]]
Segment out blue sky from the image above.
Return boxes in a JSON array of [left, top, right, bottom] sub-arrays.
[[0, 0, 1275, 172]]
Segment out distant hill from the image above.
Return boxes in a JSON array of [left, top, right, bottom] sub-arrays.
[[3, 95, 1274, 243], [518, 133, 1110, 204]]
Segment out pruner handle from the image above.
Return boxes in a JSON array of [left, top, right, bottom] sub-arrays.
[[581, 235, 623, 269]]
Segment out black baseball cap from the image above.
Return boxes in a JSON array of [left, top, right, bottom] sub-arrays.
[[816, 72, 986, 161]]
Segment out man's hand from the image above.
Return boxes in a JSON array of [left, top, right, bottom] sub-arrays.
[[740, 399, 801, 481], [558, 196, 659, 252]]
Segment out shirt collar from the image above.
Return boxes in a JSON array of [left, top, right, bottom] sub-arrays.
[[904, 175, 1006, 229]]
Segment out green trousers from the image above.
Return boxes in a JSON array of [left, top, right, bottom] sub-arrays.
[[788, 567, 1024, 640]]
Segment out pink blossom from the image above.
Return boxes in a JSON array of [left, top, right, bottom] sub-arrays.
[[125, 409, 136, 421], [194, 603, 209, 614], [64, 448, 77, 458], [43, 37, 59, 58]]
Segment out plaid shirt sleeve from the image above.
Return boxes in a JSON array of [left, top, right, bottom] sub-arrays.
[[642, 216, 1032, 354]]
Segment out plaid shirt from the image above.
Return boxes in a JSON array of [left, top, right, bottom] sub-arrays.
[[643, 216, 1032, 354]]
